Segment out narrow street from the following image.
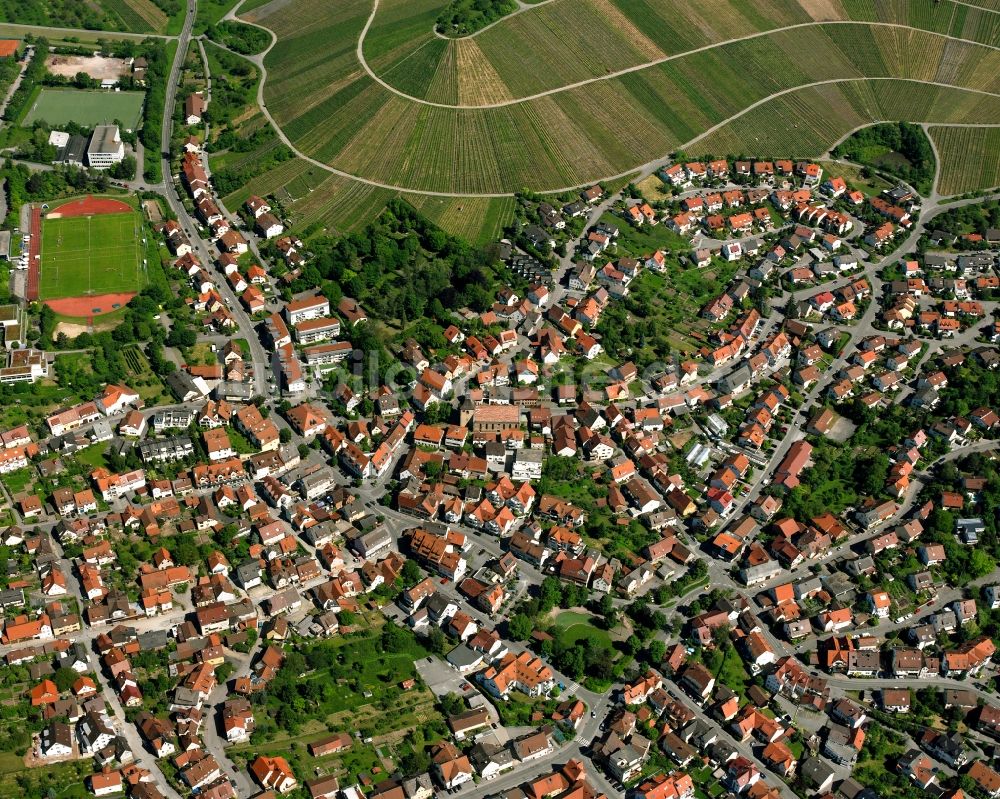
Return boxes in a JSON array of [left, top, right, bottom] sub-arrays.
[[158, 2, 271, 398]]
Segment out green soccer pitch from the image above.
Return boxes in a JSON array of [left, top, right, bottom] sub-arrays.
[[39, 210, 145, 300]]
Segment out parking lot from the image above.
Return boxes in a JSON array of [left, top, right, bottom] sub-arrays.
[[416, 655, 478, 699]]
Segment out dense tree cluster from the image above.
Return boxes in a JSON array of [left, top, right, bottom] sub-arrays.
[[436, 0, 518, 36], [2, 161, 112, 235], [137, 39, 170, 182], [3, 38, 49, 124], [925, 200, 1000, 241], [148, 0, 181, 20], [833, 122, 935, 195], [300, 200, 507, 323], [205, 21, 270, 55], [777, 437, 888, 521]]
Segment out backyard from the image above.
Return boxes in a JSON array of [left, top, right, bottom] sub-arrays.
[[230, 617, 450, 786]]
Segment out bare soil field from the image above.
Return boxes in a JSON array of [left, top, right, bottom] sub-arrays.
[[45, 54, 128, 80]]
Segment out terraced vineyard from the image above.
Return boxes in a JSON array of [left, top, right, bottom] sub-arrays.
[[928, 126, 1000, 195], [358, 0, 1000, 101], [102, 0, 168, 32], [236, 0, 1000, 234], [222, 154, 517, 243], [691, 81, 1000, 159]]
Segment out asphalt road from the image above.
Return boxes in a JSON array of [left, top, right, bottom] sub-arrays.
[[159, 2, 271, 397]]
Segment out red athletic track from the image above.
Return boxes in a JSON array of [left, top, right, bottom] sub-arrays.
[[44, 292, 136, 318], [36, 195, 137, 314], [47, 196, 132, 218], [26, 205, 40, 302]]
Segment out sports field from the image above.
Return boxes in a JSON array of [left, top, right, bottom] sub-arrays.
[[39, 210, 145, 301], [23, 88, 144, 128]]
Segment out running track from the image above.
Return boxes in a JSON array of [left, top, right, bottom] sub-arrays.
[[29, 196, 136, 308], [26, 205, 40, 302]]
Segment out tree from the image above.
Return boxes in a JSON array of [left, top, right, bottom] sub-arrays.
[[599, 594, 615, 617], [53, 667, 77, 693], [507, 613, 533, 641], [555, 643, 585, 678], [969, 548, 995, 579], [110, 155, 137, 181], [539, 577, 562, 612], [438, 692, 465, 717], [169, 533, 200, 566], [401, 559, 422, 586], [427, 626, 447, 655], [279, 427, 292, 444], [599, 593, 618, 628], [166, 325, 196, 348], [857, 451, 889, 496], [932, 508, 955, 536], [381, 624, 411, 653], [400, 746, 431, 775], [712, 624, 732, 650], [647, 639, 666, 664]]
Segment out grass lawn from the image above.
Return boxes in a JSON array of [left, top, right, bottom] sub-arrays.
[[0, 382, 76, 431], [635, 175, 673, 201], [716, 646, 750, 696], [225, 425, 257, 455], [538, 459, 607, 513], [231, 727, 384, 788], [40, 211, 146, 300], [1, 467, 33, 496], [884, 579, 916, 612], [23, 88, 145, 128], [553, 611, 612, 649], [187, 342, 218, 365], [605, 212, 691, 257], [74, 443, 109, 470], [195, 0, 244, 32], [702, 643, 751, 698], [604, 266, 733, 358]]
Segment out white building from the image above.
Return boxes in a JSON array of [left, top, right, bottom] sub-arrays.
[[285, 295, 330, 326], [86, 125, 125, 170], [511, 449, 543, 481]]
